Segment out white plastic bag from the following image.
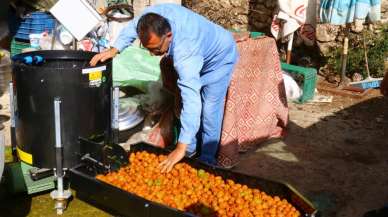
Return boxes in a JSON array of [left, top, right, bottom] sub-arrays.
[[108, 12, 129, 47], [39, 32, 67, 50], [283, 71, 303, 100]]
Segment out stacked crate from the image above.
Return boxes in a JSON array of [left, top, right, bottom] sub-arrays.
[[11, 12, 56, 56]]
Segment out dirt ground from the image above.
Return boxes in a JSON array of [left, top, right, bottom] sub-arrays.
[[0, 81, 387, 217], [234, 86, 388, 217]]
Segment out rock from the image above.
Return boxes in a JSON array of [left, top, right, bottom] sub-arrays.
[[382, 0, 388, 12], [265, 0, 277, 9], [230, 0, 247, 7], [317, 41, 338, 56], [326, 74, 340, 84], [253, 4, 270, 15], [218, 0, 231, 7], [185, 0, 276, 31], [236, 15, 248, 24], [336, 34, 344, 43], [231, 7, 248, 15], [352, 73, 363, 82], [316, 24, 339, 42], [252, 21, 267, 30], [351, 19, 364, 33], [254, 14, 271, 23]]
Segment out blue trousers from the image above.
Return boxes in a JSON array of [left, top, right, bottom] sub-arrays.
[[186, 62, 236, 165]]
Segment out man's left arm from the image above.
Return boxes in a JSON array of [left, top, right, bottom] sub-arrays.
[[159, 46, 204, 173]]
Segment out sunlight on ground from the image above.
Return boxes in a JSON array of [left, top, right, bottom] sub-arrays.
[[255, 140, 299, 162]]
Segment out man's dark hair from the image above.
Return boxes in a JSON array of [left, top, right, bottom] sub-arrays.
[[136, 13, 171, 43]]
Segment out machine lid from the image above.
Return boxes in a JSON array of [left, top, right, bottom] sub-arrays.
[[119, 97, 144, 131]]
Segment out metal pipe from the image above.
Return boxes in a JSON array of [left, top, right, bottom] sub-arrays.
[[9, 82, 17, 162], [51, 97, 71, 215], [112, 87, 119, 144], [54, 98, 64, 196]]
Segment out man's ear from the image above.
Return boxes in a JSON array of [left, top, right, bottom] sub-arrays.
[[166, 31, 173, 39]]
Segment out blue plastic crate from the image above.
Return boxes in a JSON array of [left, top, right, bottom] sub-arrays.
[[29, 29, 45, 34], [17, 28, 30, 34], [15, 12, 55, 41], [30, 20, 48, 25], [29, 12, 51, 19], [14, 33, 30, 41], [19, 22, 30, 28], [30, 23, 46, 29]]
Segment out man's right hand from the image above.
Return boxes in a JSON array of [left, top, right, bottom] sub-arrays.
[[89, 47, 119, 66]]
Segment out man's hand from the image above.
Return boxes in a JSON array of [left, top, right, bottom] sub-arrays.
[[89, 47, 119, 66], [381, 73, 388, 96], [159, 142, 187, 173]]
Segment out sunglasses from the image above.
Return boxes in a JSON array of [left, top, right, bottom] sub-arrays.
[[140, 34, 167, 54]]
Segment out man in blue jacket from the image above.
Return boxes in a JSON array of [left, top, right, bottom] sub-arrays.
[[90, 4, 238, 172]]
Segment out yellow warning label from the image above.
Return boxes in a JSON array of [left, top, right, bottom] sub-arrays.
[[89, 71, 102, 81], [16, 147, 33, 165]]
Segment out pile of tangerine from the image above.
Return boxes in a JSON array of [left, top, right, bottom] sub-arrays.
[[96, 151, 301, 217]]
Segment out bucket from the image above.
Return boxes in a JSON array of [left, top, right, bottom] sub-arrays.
[[12, 50, 112, 168]]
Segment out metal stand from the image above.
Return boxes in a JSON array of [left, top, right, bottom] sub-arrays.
[[50, 98, 71, 215]]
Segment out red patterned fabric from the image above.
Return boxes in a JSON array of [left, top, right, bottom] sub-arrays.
[[217, 37, 289, 168], [146, 37, 288, 168]]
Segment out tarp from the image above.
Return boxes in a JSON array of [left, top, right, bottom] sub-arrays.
[[113, 45, 161, 92], [271, 0, 316, 46], [319, 0, 381, 24]]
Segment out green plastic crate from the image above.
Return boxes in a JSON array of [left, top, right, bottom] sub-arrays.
[[3, 162, 27, 194], [249, 31, 265, 39], [229, 29, 265, 39], [21, 162, 55, 194], [281, 62, 317, 103], [3, 161, 55, 194], [10, 39, 30, 57]]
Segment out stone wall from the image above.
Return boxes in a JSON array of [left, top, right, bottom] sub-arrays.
[[382, 0, 388, 23], [183, 0, 387, 58], [183, 1, 388, 31], [183, 0, 276, 33], [134, 0, 182, 16], [316, 1, 388, 57]]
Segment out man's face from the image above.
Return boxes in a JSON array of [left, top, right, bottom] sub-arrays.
[[142, 31, 172, 56]]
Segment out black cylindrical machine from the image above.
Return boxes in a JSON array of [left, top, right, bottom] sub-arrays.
[[12, 50, 112, 168]]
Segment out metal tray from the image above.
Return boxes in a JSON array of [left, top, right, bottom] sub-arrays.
[[69, 143, 319, 217]]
